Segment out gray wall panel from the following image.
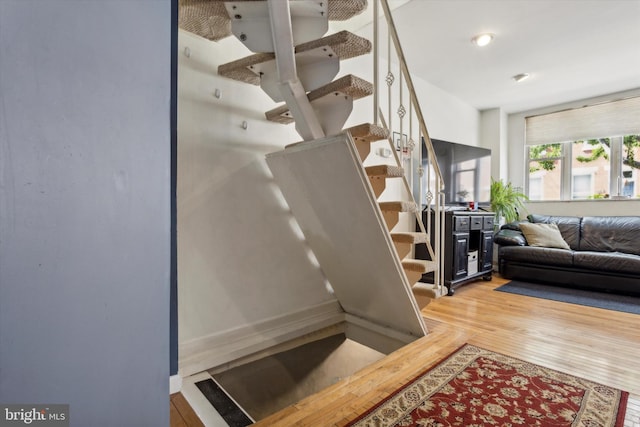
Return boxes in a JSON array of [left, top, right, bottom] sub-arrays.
[[0, 1, 171, 425]]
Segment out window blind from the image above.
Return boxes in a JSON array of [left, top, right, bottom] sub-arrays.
[[525, 96, 640, 145]]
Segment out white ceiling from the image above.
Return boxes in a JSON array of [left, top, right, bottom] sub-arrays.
[[348, 0, 640, 113]]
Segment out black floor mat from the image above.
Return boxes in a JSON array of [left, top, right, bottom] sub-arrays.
[[195, 378, 253, 427], [496, 280, 640, 315]]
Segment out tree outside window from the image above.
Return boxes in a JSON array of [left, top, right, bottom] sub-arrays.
[[526, 135, 640, 200], [528, 143, 562, 200]]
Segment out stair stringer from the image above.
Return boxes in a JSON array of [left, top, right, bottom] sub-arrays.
[[265, 133, 427, 352]]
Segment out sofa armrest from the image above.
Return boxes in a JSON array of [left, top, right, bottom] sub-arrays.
[[500, 219, 529, 231], [494, 229, 527, 246]]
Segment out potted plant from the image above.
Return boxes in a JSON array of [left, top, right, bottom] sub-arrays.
[[490, 178, 528, 226]]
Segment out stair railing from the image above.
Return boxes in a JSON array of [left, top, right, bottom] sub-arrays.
[[373, 0, 447, 295]]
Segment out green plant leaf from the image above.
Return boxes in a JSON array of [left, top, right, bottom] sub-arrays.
[[490, 178, 528, 223]]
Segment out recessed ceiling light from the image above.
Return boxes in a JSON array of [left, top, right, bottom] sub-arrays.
[[471, 33, 494, 47], [512, 73, 530, 83]]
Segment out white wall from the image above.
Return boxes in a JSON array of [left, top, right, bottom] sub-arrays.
[[507, 88, 640, 217], [0, 1, 171, 425], [178, 31, 339, 371], [340, 25, 481, 147], [481, 108, 508, 180], [417, 79, 480, 146]]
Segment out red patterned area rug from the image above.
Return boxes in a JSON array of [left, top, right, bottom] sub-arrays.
[[346, 344, 628, 427]]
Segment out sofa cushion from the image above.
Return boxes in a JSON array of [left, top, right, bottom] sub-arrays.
[[580, 216, 640, 256], [499, 246, 574, 267], [528, 214, 581, 250], [573, 251, 640, 275], [519, 223, 571, 250]]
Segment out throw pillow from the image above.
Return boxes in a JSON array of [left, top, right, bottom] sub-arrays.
[[519, 222, 571, 250]]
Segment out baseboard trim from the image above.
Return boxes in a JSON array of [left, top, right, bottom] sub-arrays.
[[179, 300, 345, 377], [170, 374, 182, 394]]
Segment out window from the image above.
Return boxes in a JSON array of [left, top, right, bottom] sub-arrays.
[[527, 144, 562, 200], [621, 136, 639, 198], [572, 173, 593, 199], [528, 175, 543, 200], [622, 179, 635, 197], [525, 97, 640, 201], [572, 139, 608, 199], [526, 136, 640, 200]]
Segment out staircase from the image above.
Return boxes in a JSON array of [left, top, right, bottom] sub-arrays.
[[178, 0, 445, 322]]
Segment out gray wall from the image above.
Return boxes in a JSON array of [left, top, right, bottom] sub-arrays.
[[0, 1, 171, 426]]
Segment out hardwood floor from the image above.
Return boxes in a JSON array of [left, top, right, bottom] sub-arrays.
[[170, 392, 205, 427], [173, 276, 640, 426]]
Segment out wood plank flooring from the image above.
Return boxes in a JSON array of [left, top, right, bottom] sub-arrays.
[[171, 392, 205, 427], [172, 276, 640, 426]]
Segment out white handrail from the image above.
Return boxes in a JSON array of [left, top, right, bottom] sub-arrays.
[[373, 0, 447, 294]]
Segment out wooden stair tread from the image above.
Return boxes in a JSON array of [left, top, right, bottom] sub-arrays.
[[326, 0, 368, 21], [297, 30, 371, 60], [179, 0, 231, 42], [265, 74, 373, 124], [179, 0, 368, 41], [284, 123, 389, 149], [346, 123, 389, 143], [218, 52, 274, 86], [305, 74, 373, 102], [412, 282, 438, 298], [365, 165, 404, 178], [218, 31, 371, 85], [391, 232, 429, 244], [206, 0, 367, 21], [402, 259, 436, 273], [378, 201, 417, 213]]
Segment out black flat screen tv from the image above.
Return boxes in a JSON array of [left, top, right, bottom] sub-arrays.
[[421, 138, 492, 208]]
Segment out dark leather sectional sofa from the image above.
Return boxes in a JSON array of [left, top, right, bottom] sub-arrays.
[[495, 214, 640, 295]]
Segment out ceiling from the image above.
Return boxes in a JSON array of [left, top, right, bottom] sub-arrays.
[[341, 0, 640, 114]]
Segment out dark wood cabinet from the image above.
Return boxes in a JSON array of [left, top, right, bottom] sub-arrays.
[[480, 230, 494, 272], [416, 210, 495, 295], [452, 232, 469, 280]]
